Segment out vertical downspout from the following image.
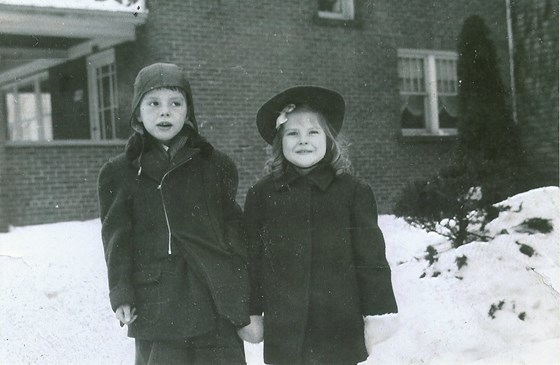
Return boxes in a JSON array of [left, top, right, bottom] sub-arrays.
[[505, 0, 518, 124]]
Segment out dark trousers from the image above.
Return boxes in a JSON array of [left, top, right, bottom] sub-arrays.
[[135, 318, 246, 365]]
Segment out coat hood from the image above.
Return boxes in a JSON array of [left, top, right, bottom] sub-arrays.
[[130, 63, 198, 134]]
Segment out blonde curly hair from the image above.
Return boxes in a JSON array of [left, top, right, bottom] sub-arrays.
[[264, 104, 352, 178]]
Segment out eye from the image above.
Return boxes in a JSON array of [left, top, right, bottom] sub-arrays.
[[171, 101, 183, 107], [147, 101, 159, 106], [309, 130, 320, 135], [285, 131, 299, 137]]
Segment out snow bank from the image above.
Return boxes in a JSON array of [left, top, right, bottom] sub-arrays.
[[0, 187, 558, 365]]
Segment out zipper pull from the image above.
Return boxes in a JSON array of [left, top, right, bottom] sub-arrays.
[[157, 184, 162, 190]]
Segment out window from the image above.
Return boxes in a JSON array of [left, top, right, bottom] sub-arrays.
[[2, 72, 53, 142], [398, 49, 459, 136], [318, 0, 354, 20], [87, 49, 119, 140]]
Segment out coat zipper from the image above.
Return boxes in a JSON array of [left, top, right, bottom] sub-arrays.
[[157, 172, 173, 255], [156, 157, 193, 255]]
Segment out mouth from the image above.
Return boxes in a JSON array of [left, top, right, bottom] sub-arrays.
[[296, 150, 314, 154], [156, 122, 173, 128]]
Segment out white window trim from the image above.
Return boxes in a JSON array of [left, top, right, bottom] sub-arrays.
[[318, 0, 355, 20], [398, 49, 458, 137], [87, 48, 119, 140]]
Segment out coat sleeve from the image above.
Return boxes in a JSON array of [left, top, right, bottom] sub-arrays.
[[98, 161, 135, 312], [243, 186, 264, 315], [217, 153, 247, 261], [350, 181, 398, 316]]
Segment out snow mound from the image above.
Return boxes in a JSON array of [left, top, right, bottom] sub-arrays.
[[0, 187, 558, 365]]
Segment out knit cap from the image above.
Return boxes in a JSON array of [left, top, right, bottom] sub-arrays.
[[130, 63, 198, 134]]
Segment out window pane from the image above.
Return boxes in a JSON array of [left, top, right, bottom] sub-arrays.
[[102, 75, 112, 107], [19, 92, 36, 123], [399, 57, 425, 93], [92, 60, 118, 140], [401, 95, 426, 129], [40, 78, 53, 140], [5, 92, 19, 140], [101, 64, 110, 76], [5, 93, 16, 127], [436, 58, 457, 94], [439, 96, 458, 128], [319, 0, 342, 12], [42, 113, 53, 140], [103, 109, 113, 138], [3, 76, 52, 141], [317, 0, 353, 19]]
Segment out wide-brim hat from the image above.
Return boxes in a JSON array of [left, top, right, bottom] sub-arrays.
[[256, 86, 345, 144]]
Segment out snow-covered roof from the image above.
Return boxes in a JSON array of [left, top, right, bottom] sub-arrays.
[[0, 0, 146, 12]]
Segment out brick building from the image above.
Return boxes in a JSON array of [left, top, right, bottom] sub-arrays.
[[0, 0, 556, 230], [510, 0, 559, 187]]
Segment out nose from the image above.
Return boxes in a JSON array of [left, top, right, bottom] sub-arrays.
[[160, 104, 170, 116], [298, 134, 309, 144]]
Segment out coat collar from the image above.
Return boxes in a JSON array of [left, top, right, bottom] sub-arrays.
[[126, 126, 214, 162], [273, 162, 336, 192], [128, 127, 215, 181], [133, 138, 201, 182]]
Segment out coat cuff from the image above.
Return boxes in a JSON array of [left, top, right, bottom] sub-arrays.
[[249, 299, 263, 316], [364, 313, 400, 346], [109, 284, 135, 312]]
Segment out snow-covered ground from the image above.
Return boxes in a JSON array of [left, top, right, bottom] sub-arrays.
[[1, 187, 558, 365]]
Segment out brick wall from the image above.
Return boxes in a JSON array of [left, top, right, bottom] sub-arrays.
[[128, 0, 510, 211], [2, 144, 124, 226], [0, 0, 512, 227], [512, 0, 559, 186]]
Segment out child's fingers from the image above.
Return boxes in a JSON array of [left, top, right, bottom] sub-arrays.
[[115, 304, 136, 324], [123, 307, 131, 322], [122, 306, 138, 324], [115, 307, 125, 323]]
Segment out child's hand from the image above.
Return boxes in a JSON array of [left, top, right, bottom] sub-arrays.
[[115, 304, 138, 326], [364, 313, 399, 355], [237, 315, 264, 343]]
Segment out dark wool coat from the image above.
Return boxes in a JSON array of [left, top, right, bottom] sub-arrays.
[[244, 164, 398, 365], [98, 133, 250, 341]]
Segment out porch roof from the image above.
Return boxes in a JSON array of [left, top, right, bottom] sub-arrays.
[[0, 1, 147, 84]]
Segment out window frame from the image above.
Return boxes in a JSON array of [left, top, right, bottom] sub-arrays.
[[86, 48, 120, 140], [1, 71, 53, 142], [398, 49, 459, 137], [317, 0, 355, 21]]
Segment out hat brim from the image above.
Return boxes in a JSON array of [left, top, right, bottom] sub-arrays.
[[256, 86, 345, 144]]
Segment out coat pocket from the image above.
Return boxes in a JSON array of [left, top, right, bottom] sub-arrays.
[[133, 268, 162, 324]]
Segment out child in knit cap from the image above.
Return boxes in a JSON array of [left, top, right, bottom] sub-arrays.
[[98, 63, 257, 365]]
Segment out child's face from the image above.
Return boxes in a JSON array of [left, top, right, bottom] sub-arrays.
[[282, 110, 327, 170], [137, 88, 187, 144]]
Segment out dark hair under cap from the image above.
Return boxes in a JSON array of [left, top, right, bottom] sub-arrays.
[[130, 63, 198, 134], [256, 86, 345, 145]]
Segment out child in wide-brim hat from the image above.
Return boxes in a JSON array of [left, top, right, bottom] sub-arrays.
[[244, 86, 399, 365]]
